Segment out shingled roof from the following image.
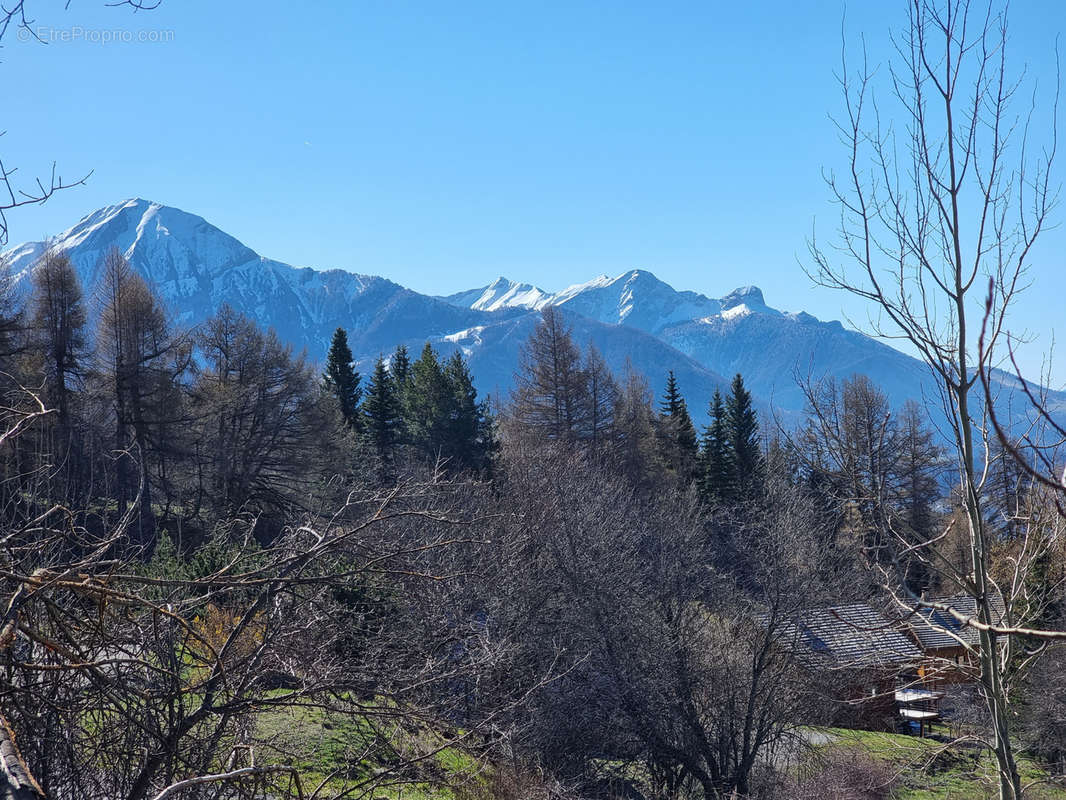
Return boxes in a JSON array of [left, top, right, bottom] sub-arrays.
[[0, 715, 43, 800], [894, 594, 1007, 651], [778, 603, 922, 669]]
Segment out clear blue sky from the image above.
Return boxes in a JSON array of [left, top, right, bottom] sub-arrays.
[[4, 1, 1065, 381]]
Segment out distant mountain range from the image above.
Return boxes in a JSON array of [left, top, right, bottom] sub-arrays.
[[4, 198, 1061, 430]]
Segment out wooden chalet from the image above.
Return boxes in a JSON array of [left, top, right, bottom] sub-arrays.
[[777, 603, 923, 731], [891, 594, 1008, 688]]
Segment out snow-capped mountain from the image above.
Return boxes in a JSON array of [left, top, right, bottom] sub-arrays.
[[4, 198, 1060, 430], [440, 270, 925, 415], [0, 200, 731, 411], [441, 277, 550, 312], [444, 270, 725, 333], [441, 269, 1065, 430]]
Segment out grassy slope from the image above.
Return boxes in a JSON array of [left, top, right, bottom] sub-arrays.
[[251, 704, 1066, 800], [253, 701, 482, 799], [816, 728, 1066, 800]]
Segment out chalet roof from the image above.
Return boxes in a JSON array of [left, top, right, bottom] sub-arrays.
[[778, 603, 922, 669], [893, 594, 1007, 651]]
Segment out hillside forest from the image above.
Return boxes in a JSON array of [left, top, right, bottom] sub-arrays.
[[0, 245, 1064, 800]]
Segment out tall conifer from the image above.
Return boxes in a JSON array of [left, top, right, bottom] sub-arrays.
[[699, 388, 733, 503], [659, 370, 699, 481], [363, 356, 402, 476], [323, 327, 362, 429], [726, 373, 762, 500]]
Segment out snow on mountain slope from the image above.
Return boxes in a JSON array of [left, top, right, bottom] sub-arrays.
[[419, 308, 734, 414], [1, 200, 733, 412], [6, 198, 1062, 432], [659, 311, 926, 415], [2, 199, 488, 358], [444, 269, 723, 333], [447, 266, 1066, 430], [441, 277, 550, 312]]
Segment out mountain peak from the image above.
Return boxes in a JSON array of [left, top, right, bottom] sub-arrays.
[[4, 197, 264, 296], [721, 285, 767, 310]]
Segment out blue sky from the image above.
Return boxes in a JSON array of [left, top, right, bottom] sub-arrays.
[[3, 1, 1065, 381]]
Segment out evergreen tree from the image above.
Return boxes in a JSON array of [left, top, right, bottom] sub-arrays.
[[405, 342, 452, 463], [443, 351, 493, 474], [699, 388, 733, 503], [726, 373, 763, 500], [323, 327, 362, 429], [363, 356, 403, 476], [658, 370, 699, 481], [391, 344, 412, 392]]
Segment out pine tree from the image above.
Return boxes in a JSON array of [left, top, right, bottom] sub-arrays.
[[699, 388, 733, 503], [405, 342, 452, 463], [658, 370, 699, 481], [391, 344, 412, 391], [443, 351, 493, 474], [363, 356, 403, 476], [726, 373, 763, 500], [323, 327, 362, 429]]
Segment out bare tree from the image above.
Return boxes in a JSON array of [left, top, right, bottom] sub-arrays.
[[509, 308, 593, 448], [808, 1, 1059, 796], [93, 248, 190, 549], [0, 392, 501, 800], [480, 449, 827, 799], [188, 304, 335, 518]]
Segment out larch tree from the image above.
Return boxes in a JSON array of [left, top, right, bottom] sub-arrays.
[[510, 307, 591, 447], [95, 248, 189, 549], [0, 256, 26, 368], [809, 1, 1060, 794], [191, 305, 327, 516], [30, 251, 87, 501], [611, 366, 662, 489], [583, 346, 618, 453], [31, 252, 86, 437]]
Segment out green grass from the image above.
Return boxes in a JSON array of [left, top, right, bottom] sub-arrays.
[[252, 699, 485, 799], [809, 728, 1066, 799]]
